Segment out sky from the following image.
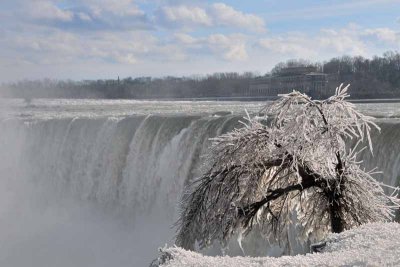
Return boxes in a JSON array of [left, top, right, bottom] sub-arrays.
[[0, 0, 399, 82]]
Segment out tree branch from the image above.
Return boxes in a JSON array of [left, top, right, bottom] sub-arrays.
[[238, 164, 321, 226]]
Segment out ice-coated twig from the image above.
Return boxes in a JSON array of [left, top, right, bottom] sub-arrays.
[[175, 84, 400, 252]]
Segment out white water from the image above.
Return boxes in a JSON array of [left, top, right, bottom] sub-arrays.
[[0, 99, 399, 266]]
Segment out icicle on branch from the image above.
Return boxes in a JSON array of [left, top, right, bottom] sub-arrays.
[[175, 84, 400, 251]]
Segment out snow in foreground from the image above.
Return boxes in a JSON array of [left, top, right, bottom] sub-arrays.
[[157, 223, 400, 267]]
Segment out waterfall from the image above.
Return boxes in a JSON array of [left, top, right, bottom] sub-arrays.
[[0, 113, 399, 266], [357, 122, 400, 188]]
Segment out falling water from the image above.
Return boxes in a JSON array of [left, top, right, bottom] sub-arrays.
[[0, 99, 399, 266]]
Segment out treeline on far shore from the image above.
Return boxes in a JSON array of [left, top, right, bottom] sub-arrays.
[[1, 51, 400, 100]]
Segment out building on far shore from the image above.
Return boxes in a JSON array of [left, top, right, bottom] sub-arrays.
[[247, 66, 338, 99]]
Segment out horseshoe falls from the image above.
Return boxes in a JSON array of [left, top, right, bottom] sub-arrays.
[[0, 99, 399, 266]]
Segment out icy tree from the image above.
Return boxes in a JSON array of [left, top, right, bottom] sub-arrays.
[[176, 84, 400, 251]]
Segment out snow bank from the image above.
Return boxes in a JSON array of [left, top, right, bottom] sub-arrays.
[[156, 222, 400, 267]]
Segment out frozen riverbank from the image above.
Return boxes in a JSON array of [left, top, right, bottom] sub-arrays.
[[157, 222, 400, 267]]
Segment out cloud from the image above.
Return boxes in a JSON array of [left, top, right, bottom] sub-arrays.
[[114, 53, 138, 64], [3, 26, 161, 66], [82, 0, 145, 17], [156, 45, 188, 61], [5, 26, 193, 67], [223, 43, 248, 61], [158, 3, 265, 32], [363, 28, 399, 43], [174, 32, 249, 61], [28, 1, 74, 21], [318, 27, 369, 55], [77, 12, 92, 22], [263, 0, 400, 22], [174, 33, 198, 45], [210, 3, 266, 33], [1, 1, 399, 82], [159, 5, 212, 27], [70, 0, 151, 31], [257, 25, 378, 59], [258, 36, 317, 58], [207, 34, 248, 61], [21, 0, 152, 32], [10, 30, 84, 64]]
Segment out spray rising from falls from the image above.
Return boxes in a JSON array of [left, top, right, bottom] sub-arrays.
[[0, 109, 399, 266], [0, 114, 243, 266]]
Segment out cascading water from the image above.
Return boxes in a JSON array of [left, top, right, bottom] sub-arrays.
[[358, 122, 400, 187], [0, 99, 399, 266]]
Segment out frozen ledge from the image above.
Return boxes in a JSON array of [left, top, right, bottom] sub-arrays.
[[154, 222, 400, 267]]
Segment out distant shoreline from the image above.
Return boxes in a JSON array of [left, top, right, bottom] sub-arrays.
[[348, 98, 400, 103], [3, 96, 400, 103], [127, 96, 400, 103]]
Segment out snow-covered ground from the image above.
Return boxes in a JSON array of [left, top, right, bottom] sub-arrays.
[[157, 222, 400, 267]]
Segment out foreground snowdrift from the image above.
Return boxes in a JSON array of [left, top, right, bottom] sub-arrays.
[[157, 223, 400, 267]]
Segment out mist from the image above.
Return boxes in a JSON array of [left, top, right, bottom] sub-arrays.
[[0, 119, 174, 267]]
